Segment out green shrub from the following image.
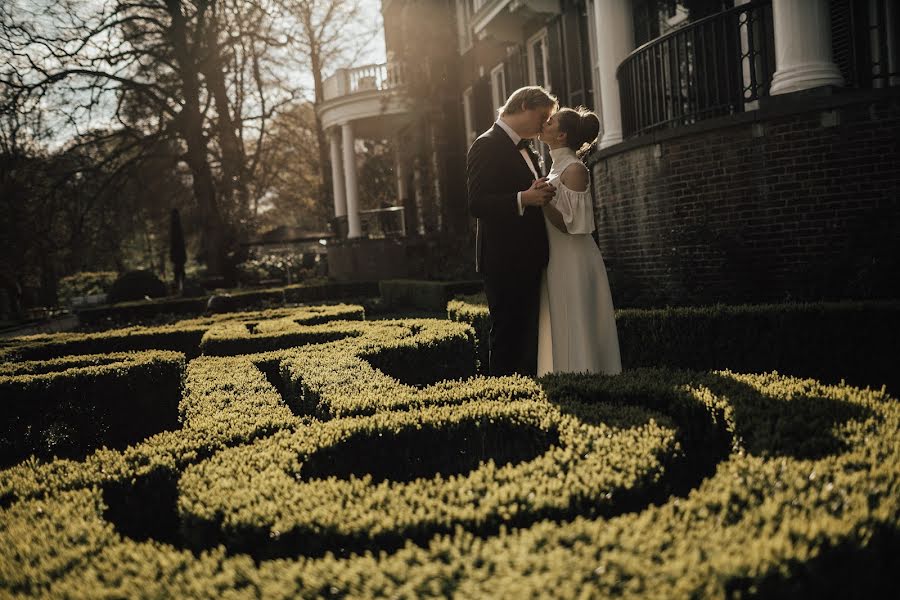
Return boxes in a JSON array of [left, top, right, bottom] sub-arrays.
[[179, 398, 678, 559], [283, 280, 379, 303], [449, 297, 900, 392], [281, 319, 477, 417], [1, 305, 366, 362], [76, 296, 210, 326], [0, 367, 896, 597], [447, 294, 489, 372], [0, 351, 185, 467], [57, 271, 117, 304], [107, 270, 168, 304], [381, 279, 483, 312], [1, 307, 898, 598]]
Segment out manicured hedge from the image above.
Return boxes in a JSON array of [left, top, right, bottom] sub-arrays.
[[0, 366, 896, 597], [380, 279, 483, 312], [281, 319, 478, 417], [0, 351, 305, 504], [198, 305, 365, 356], [448, 296, 900, 392], [0, 351, 185, 468], [179, 398, 678, 559], [1, 304, 365, 361], [75, 281, 379, 326], [1, 307, 898, 597]]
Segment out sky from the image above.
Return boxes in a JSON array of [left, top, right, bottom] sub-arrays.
[[6, 0, 386, 146]]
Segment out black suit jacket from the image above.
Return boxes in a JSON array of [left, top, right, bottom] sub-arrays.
[[467, 124, 549, 275]]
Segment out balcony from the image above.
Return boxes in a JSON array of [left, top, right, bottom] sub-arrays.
[[318, 62, 411, 139], [617, 1, 775, 138], [471, 0, 560, 44]]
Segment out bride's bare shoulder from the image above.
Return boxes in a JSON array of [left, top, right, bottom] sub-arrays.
[[560, 162, 589, 192]]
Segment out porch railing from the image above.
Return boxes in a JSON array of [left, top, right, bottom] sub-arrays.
[[322, 63, 406, 101], [617, 0, 775, 139]]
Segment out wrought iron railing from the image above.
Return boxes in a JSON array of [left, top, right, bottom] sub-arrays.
[[617, 0, 775, 139], [322, 63, 406, 101]]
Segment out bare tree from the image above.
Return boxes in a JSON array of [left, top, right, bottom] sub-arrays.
[[279, 0, 380, 214], [0, 0, 294, 278]]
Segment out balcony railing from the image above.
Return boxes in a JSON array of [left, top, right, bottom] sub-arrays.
[[618, 0, 775, 139], [322, 63, 405, 102]]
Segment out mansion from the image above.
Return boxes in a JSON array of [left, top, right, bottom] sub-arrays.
[[319, 0, 899, 305]]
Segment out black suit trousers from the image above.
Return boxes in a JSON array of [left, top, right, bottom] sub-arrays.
[[483, 269, 542, 377]]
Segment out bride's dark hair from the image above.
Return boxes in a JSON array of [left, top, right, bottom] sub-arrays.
[[555, 106, 600, 158]]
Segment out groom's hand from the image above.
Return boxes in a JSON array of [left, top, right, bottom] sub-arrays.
[[521, 177, 555, 207]]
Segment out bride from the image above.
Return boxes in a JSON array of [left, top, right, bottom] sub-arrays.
[[536, 106, 622, 376]]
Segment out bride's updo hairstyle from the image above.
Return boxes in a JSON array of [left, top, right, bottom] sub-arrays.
[[556, 107, 601, 157]]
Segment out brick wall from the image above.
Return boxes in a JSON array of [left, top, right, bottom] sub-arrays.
[[591, 90, 900, 307]]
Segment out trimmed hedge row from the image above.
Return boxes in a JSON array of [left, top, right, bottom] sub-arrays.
[[0, 351, 307, 504], [0, 365, 897, 597], [379, 279, 483, 312], [448, 296, 900, 392], [1, 304, 364, 361], [281, 319, 479, 417], [179, 398, 678, 559], [200, 317, 363, 357], [75, 281, 379, 326], [0, 351, 185, 468]]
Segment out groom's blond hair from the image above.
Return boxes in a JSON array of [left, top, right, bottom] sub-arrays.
[[499, 86, 558, 117]]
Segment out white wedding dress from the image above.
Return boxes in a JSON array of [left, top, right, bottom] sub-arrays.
[[537, 146, 622, 376]]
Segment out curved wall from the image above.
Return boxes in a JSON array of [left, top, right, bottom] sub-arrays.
[[590, 88, 900, 307]]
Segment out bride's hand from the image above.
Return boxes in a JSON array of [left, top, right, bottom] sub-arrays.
[[522, 177, 555, 207]]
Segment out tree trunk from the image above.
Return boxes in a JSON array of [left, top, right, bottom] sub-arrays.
[[202, 0, 250, 227], [165, 0, 227, 277], [309, 41, 332, 221]]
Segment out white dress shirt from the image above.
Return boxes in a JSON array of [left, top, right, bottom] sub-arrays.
[[496, 118, 539, 215]]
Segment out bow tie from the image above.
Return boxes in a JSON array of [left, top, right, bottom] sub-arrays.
[[516, 139, 531, 150]]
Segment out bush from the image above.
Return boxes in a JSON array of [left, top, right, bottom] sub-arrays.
[[0, 351, 185, 467], [236, 253, 316, 286], [1, 305, 366, 362], [448, 296, 900, 392], [1, 309, 898, 597], [380, 279, 483, 312], [57, 271, 118, 305], [107, 270, 167, 304]]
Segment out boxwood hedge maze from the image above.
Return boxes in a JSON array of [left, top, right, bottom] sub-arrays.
[[1, 302, 897, 598]]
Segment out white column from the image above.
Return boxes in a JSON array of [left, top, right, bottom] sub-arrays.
[[395, 149, 408, 203], [770, 0, 844, 95], [341, 122, 361, 239], [329, 129, 346, 218], [412, 157, 426, 236], [594, 0, 635, 148]]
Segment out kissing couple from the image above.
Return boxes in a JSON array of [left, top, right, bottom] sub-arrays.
[[467, 86, 622, 378]]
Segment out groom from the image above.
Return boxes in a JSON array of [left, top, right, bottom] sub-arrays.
[[467, 86, 558, 376]]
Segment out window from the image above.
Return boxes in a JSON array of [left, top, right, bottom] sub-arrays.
[[527, 29, 551, 89], [490, 63, 507, 115], [456, 0, 474, 53], [462, 87, 476, 147], [586, 0, 603, 121]]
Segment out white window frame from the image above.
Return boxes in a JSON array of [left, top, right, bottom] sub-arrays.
[[462, 87, 476, 148], [665, 3, 689, 28], [490, 63, 506, 116], [455, 0, 473, 54], [527, 28, 551, 90]]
